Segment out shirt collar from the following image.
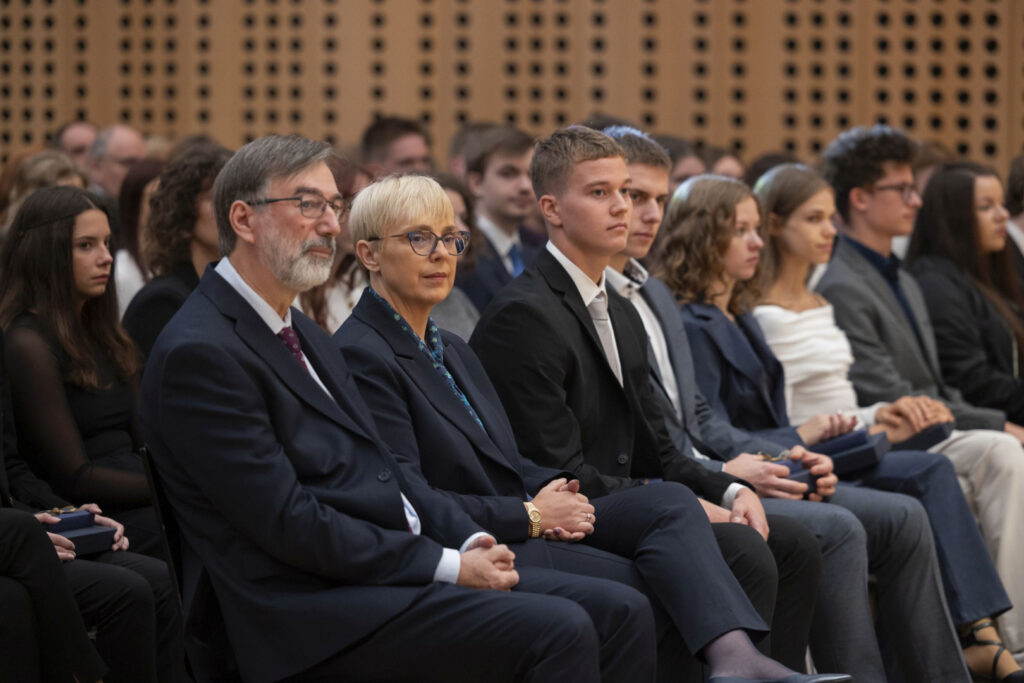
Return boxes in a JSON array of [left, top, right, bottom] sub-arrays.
[[842, 234, 902, 283], [604, 258, 648, 300], [215, 257, 293, 334], [476, 213, 521, 258], [545, 241, 607, 307]]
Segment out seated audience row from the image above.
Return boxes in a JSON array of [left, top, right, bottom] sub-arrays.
[[4, 112, 1024, 681]]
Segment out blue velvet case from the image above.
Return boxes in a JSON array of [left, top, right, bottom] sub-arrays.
[[46, 507, 116, 556]]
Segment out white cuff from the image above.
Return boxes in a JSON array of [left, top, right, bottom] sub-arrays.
[[433, 548, 462, 584], [721, 482, 746, 510]]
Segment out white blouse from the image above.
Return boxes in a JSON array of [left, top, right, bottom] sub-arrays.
[[751, 304, 886, 427]]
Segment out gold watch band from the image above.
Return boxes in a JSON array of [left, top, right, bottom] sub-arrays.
[[523, 501, 542, 538]]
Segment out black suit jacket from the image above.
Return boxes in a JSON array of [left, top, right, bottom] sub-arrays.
[[638, 277, 784, 462], [139, 267, 485, 683], [470, 249, 742, 503], [122, 261, 200, 359], [457, 226, 544, 312], [336, 291, 571, 542]]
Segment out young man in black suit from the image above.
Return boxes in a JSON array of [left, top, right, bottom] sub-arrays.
[[471, 126, 844, 683], [139, 134, 659, 683], [457, 125, 547, 311]]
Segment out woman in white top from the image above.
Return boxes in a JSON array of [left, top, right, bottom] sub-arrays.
[[752, 163, 1024, 682]]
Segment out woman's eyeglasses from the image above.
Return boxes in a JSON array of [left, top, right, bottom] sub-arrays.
[[367, 229, 471, 256]]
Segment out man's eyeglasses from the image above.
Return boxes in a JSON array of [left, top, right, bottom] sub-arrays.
[[870, 182, 918, 204], [250, 194, 349, 220], [367, 229, 471, 256]]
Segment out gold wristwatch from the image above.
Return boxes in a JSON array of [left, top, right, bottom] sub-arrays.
[[523, 501, 542, 538]]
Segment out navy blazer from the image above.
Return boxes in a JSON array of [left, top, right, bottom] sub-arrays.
[[639, 278, 785, 462], [682, 302, 802, 448], [139, 267, 484, 683], [457, 226, 544, 312], [336, 290, 571, 543], [471, 249, 742, 503]]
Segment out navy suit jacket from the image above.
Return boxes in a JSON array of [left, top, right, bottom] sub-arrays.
[[471, 249, 743, 503], [457, 226, 544, 312], [682, 302, 803, 448], [139, 267, 484, 683], [639, 278, 785, 462], [335, 291, 571, 543]]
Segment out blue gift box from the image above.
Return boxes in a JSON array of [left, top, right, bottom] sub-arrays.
[[48, 508, 94, 532], [59, 525, 116, 556], [45, 508, 116, 556]]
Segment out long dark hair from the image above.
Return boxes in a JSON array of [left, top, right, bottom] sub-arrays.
[[0, 186, 138, 388], [907, 162, 1024, 354]]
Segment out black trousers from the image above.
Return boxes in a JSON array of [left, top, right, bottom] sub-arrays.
[[0, 508, 107, 683], [66, 548, 187, 682], [289, 580, 630, 682], [538, 483, 820, 677]]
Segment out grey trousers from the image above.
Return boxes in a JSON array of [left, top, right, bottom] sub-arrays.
[[765, 484, 970, 683]]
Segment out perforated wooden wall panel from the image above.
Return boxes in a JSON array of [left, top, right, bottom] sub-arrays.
[[2, 0, 1023, 174]]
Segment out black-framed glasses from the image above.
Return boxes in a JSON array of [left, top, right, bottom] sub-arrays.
[[367, 229, 471, 256], [250, 194, 348, 220], [870, 182, 918, 204]]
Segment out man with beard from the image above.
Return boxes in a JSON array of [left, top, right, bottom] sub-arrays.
[[138, 135, 656, 683]]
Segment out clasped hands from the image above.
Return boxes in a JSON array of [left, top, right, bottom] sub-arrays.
[[531, 478, 595, 542], [723, 446, 838, 502], [873, 395, 953, 443], [34, 502, 129, 561]]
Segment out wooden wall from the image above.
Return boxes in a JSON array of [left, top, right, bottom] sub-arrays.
[[2, 0, 1023, 173]]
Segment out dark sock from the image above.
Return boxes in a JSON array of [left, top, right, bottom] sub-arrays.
[[703, 630, 795, 680]]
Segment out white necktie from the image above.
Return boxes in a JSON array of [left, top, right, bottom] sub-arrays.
[[587, 292, 623, 385]]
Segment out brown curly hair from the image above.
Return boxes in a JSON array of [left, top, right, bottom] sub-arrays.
[[649, 175, 759, 315], [145, 143, 232, 277]]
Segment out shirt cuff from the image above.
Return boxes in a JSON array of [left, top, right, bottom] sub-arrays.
[[433, 548, 462, 584], [721, 482, 746, 510], [459, 532, 493, 553]]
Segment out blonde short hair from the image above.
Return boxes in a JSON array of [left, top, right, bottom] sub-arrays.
[[349, 174, 454, 246]]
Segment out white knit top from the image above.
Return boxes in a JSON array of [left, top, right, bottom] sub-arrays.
[[751, 304, 885, 427]]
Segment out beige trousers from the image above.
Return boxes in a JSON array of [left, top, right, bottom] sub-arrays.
[[931, 429, 1024, 660]]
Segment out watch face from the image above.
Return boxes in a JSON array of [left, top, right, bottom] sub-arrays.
[[528, 509, 542, 522]]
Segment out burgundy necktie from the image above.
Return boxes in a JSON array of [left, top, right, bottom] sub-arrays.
[[277, 326, 309, 372]]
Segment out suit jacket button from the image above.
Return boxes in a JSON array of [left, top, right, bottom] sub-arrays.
[[616, 453, 629, 465], [377, 469, 392, 482]]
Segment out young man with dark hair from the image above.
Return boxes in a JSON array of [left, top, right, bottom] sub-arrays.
[[360, 116, 433, 178], [817, 124, 1024, 668], [457, 125, 546, 311], [472, 127, 848, 683], [605, 126, 976, 682]]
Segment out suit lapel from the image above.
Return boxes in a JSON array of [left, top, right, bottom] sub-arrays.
[[351, 294, 523, 478], [736, 313, 790, 426], [837, 242, 922, 348], [536, 251, 622, 386], [441, 344, 525, 475], [898, 271, 942, 372], [200, 272, 373, 439], [689, 302, 781, 423]]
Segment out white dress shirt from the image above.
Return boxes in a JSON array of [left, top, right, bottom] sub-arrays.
[[477, 213, 522, 275], [215, 258, 476, 582]]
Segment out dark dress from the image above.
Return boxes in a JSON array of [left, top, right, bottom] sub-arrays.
[[4, 313, 160, 555], [122, 260, 200, 359]]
